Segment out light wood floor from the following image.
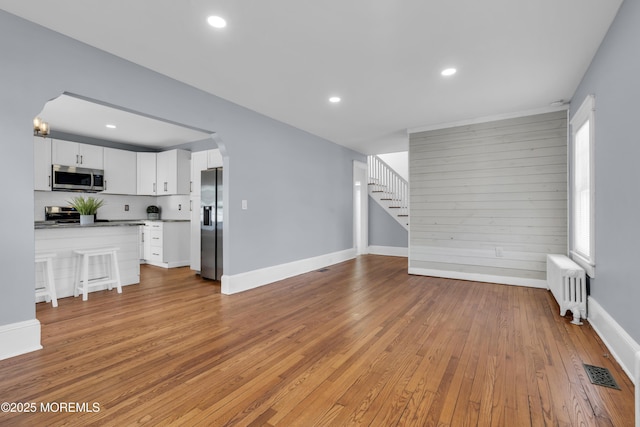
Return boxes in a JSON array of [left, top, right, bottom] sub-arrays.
[[0, 255, 634, 426]]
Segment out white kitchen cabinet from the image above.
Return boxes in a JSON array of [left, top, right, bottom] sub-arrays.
[[142, 221, 190, 268], [190, 151, 208, 196], [190, 196, 201, 271], [136, 152, 157, 195], [190, 149, 222, 196], [142, 223, 153, 261], [34, 137, 52, 191], [103, 147, 137, 195], [52, 139, 103, 169], [207, 149, 223, 168], [139, 226, 145, 260], [137, 149, 190, 196], [157, 149, 190, 195]]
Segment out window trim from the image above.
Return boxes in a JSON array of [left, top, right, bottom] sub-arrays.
[[569, 94, 596, 277]]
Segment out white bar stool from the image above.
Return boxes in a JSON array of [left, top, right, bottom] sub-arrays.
[[73, 247, 122, 301], [35, 253, 58, 307]]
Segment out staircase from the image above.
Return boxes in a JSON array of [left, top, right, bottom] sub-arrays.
[[368, 155, 409, 231]]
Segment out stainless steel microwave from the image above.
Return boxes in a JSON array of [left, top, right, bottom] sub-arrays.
[[52, 164, 105, 192]]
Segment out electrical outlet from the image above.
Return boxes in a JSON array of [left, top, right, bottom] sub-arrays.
[[178, 204, 182, 211], [124, 204, 129, 211], [495, 247, 504, 257], [242, 200, 248, 210]]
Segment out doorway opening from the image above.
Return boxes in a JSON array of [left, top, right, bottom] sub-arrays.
[[353, 160, 368, 255]]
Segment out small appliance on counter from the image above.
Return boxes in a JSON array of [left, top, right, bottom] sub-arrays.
[[146, 205, 160, 220]]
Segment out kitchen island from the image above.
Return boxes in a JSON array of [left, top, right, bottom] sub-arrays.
[[35, 221, 143, 300]]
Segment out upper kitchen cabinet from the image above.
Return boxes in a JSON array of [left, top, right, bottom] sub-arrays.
[[190, 149, 222, 196], [157, 149, 190, 195], [137, 149, 190, 196], [103, 147, 137, 195], [34, 137, 52, 191], [190, 151, 208, 196], [137, 152, 157, 195], [52, 139, 103, 170], [207, 149, 223, 168]]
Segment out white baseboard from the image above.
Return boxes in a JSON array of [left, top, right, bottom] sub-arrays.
[[221, 248, 357, 295], [636, 351, 640, 427], [408, 267, 548, 289], [587, 297, 640, 385], [0, 319, 42, 361], [144, 260, 190, 269], [368, 245, 408, 257], [636, 350, 640, 427]]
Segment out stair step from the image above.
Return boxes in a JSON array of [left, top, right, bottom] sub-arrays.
[[368, 155, 409, 231]]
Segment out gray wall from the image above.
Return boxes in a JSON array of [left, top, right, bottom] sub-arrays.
[[368, 196, 408, 248], [0, 11, 364, 327], [570, 0, 640, 343]]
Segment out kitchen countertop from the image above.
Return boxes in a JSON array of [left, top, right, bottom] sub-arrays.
[[35, 220, 145, 229], [142, 219, 190, 223], [34, 219, 190, 229], [34, 219, 190, 230]]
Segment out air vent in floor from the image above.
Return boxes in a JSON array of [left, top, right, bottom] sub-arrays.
[[583, 364, 620, 390]]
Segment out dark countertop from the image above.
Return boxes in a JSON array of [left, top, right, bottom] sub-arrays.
[[142, 219, 190, 223], [35, 219, 190, 229], [35, 221, 145, 230]]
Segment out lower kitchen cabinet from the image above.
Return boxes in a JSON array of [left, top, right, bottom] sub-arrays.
[[142, 221, 190, 268]]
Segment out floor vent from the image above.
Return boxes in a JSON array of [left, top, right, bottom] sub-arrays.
[[317, 268, 329, 273], [583, 364, 620, 390]]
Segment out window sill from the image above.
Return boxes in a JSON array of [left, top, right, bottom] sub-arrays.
[[570, 251, 595, 278]]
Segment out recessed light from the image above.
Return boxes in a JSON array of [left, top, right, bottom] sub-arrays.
[[207, 15, 227, 29], [329, 96, 341, 103], [106, 124, 116, 129], [441, 68, 457, 76]]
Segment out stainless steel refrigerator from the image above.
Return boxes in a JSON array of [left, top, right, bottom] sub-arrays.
[[201, 168, 223, 280]]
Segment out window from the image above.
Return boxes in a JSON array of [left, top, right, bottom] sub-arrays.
[[570, 94, 595, 277]]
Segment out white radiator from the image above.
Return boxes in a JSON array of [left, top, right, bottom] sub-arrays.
[[546, 254, 587, 325]]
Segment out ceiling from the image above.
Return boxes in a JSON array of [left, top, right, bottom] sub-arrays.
[[1, 1, 623, 154], [38, 94, 212, 149]]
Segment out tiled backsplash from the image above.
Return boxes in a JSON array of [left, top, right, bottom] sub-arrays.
[[34, 191, 191, 221]]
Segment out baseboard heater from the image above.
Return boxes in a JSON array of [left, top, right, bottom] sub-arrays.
[[546, 254, 587, 325]]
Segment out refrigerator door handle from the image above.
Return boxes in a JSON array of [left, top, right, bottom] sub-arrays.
[[203, 206, 212, 226]]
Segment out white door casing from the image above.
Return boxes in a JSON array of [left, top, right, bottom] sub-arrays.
[[353, 160, 368, 255]]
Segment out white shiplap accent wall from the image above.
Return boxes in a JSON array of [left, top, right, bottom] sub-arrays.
[[408, 111, 567, 287]]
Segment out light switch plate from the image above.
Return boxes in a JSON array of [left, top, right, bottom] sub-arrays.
[[242, 200, 248, 210]]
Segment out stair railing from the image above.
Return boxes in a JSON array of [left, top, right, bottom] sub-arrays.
[[367, 155, 409, 218]]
